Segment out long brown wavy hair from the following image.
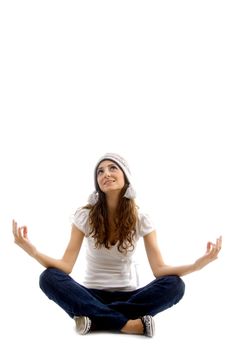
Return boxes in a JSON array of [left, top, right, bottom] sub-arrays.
[[83, 183, 138, 253]]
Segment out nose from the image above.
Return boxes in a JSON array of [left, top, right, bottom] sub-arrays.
[[103, 169, 110, 177]]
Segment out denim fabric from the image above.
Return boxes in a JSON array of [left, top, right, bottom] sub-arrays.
[[39, 268, 185, 331]]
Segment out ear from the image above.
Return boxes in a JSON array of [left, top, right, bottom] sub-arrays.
[[87, 191, 99, 205], [123, 184, 136, 199]]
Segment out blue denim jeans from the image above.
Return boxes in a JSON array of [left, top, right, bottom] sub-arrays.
[[39, 268, 185, 331]]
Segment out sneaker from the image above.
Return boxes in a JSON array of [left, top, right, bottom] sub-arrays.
[[141, 315, 155, 337], [74, 316, 92, 335]]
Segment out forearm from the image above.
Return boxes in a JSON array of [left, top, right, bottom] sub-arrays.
[[32, 250, 72, 274], [145, 232, 222, 279], [12, 220, 83, 274], [154, 263, 198, 277]]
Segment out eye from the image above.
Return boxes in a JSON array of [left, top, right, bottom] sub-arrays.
[[97, 169, 103, 175], [110, 165, 118, 171]]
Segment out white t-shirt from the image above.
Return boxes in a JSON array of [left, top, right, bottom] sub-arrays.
[[72, 208, 155, 291]]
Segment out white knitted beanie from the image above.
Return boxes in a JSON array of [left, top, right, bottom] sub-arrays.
[[88, 153, 136, 204]]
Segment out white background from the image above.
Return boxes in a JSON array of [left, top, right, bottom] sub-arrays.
[[0, 1, 232, 349]]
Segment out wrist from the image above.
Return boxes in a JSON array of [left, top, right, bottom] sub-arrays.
[[30, 247, 38, 258]]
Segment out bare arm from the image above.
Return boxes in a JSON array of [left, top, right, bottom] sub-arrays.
[[144, 231, 222, 277], [12, 219, 84, 274]]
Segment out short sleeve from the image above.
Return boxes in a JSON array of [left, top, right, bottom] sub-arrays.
[[71, 207, 90, 236], [137, 212, 155, 237]]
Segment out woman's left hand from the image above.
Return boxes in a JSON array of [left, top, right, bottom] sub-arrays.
[[194, 236, 222, 271]]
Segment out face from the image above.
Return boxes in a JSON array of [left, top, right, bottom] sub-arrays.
[[96, 160, 125, 194]]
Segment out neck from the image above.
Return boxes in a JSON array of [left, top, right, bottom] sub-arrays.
[[105, 192, 120, 215]]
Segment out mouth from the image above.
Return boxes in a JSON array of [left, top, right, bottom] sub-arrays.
[[103, 180, 115, 185]]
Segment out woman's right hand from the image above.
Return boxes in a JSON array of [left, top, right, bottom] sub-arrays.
[[12, 219, 37, 257]]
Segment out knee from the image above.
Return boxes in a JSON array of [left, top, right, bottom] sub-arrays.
[[39, 267, 61, 291], [158, 275, 185, 303], [167, 275, 185, 302]]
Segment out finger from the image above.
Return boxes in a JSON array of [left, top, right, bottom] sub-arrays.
[[206, 241, 212, 253], [205, 242, 216, 257], [212, 238, 221, 255], [12, 220, 17, 236], [217, 236, 222, 250], [23, 226, 28, 238], [17, 226, 28, 239], [210, 243, 221, 258], [17, 226, 24, 238], [208, 244, 216, 256]]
